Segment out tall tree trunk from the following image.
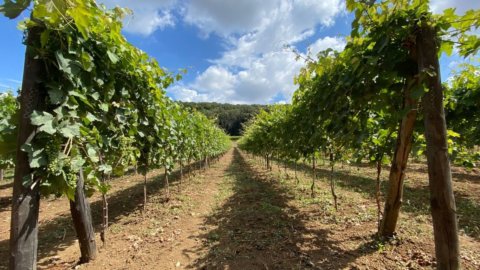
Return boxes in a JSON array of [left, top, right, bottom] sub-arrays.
[[380, 73, 418, 237], [329, 151, 338, 210], [69, 169, 97, 263], [0, 169, 4, 181], [417, 23, 459, 269], [9, 26, 45, 270], [311, 155, 316, 198]]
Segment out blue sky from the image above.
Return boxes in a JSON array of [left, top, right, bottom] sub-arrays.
[[0, 0, 479, 104]]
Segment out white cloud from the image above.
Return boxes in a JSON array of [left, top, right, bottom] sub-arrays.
[[307, 36, 346, 56], [193, 66, 236, 95], [169, 50, 310, 104], [104, 1, 346, 103], [173, 1, 345, 104], [169, 85, 210, 102], [430, 0, 480, 14], [183, 0, 278, 37], [101, 0, 177, 36]]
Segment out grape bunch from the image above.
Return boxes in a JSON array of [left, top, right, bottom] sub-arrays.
[[45, 139, 61, 175]]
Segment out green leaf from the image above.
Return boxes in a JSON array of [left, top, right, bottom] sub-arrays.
[[85, 112, 99, 123], [80, 51, 93, 71], [87, 146, 99, 163], [65, 186, 76, 201], [410, 84, 426, 99], [98, 164, 112, 173], [59, 123, 81, 138], [106, 50, 119, 64], [0, 0, 31, 19], [31, 111, 56, 134], [48, 87, 64, 104], [71, 156, 86, 171], [440, 41, 454, 57], [68, 3, 91, 39], [447, 129, 461, 138], [99, 103, 109, 112], [55, 51, 81, 77], [21, 143, 47, 168]]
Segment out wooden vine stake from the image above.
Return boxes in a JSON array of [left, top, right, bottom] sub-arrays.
[[417, 22, 459, 269], [69, 169, 97, 263], [9, 26, 45, 270]]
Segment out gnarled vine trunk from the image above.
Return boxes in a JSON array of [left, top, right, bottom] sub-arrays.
[[417, 23, 459, 269]]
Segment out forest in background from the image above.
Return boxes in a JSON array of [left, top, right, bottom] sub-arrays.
[[181, 102, 267, 136]]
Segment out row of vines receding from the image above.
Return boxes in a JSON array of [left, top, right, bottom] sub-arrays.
[[0, 0, 231, 269], [239, 1, 479, 269]]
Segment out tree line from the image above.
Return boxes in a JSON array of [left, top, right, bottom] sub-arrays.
[[181, 102, 266, 136]]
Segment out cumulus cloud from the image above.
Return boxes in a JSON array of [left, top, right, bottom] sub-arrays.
[[169, 49, 321, 104], [104, 1, 346, 104], [176, 0, 345, 103], [430, 0, 480, 14], [207, 0, 344, 67], [101, 0, 177, 36], [183, 0, 278, 37], [307, 36, 346, 56]]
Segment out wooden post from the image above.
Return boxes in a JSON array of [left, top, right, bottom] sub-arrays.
[[329, 151, 338, 210], [380, 67, 418, 237], [9, 26, 45, 270], [164, 167, 170, 198], [417, 23, 459, 269], [69, 169, 97, 263], [376, 160, 382, 230], [311, 155, 316, 198], [143, 172, 147, 212], [180, 162, 183, 184]]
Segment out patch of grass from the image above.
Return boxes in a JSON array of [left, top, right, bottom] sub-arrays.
[[229, 136, 241, 141], [260, 201, 283, 215], [109, 223, 123, 234]]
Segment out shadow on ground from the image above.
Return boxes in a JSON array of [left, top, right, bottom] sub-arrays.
[[0, 159, 211, 269], [185, 148, 372, 269], [271, 157, 480, 239]]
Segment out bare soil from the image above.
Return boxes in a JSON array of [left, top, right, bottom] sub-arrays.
[[0, 147, 479, 269]]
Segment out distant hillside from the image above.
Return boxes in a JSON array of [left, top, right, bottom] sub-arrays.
[[181, 102, 267, 136]]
